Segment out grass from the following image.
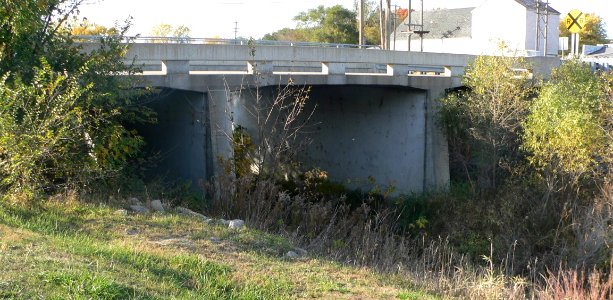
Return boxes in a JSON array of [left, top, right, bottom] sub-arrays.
[[0, 200, 437, 299]]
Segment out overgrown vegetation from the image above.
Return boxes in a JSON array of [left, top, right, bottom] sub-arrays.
[[1, 1, 612, 299], [210, 54, 613, 298], [0, 0, 153, 200]]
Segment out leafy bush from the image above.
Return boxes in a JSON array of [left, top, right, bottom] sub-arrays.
[[0, 1, 153, 200], [523, 60, 611, 183]]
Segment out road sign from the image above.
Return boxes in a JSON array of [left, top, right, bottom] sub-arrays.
[[559, 37, 569, 51], [565, 9, 586, 33]]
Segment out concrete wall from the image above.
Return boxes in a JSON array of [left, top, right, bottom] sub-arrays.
[[232, 85, 438, 194], [136, 89, 211, 188]]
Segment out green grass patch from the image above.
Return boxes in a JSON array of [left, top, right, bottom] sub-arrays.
[[0, 200, 435, 299]]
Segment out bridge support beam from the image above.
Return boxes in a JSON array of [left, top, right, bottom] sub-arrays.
[[208, 90, 235, 181], [248, 61, 273, 75], [322, 63, 347, 85], [322, 62, 346, 75], [444, 66, 464, 86], [423, 87, 450, 191], [162, 60, 190, 75], [387, 64, 410, 76]]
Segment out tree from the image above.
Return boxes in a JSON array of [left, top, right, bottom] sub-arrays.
[[559, 13, 608, 47], [439, 54, 535, 191], [0, 0, 152, 199], [150, 23, 191, 43], [264, 5, 358, 44], [294, 5, 358, 44], [262, 27, 307, 42], [69, 19, 118, 36], [522, 60, 611, 185], [262, 2, 385, 45], [357, 0, 384, 45]]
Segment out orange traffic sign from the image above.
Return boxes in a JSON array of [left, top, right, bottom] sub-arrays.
[[565, 9, 586, 33]]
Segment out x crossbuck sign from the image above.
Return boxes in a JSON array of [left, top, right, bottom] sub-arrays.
[[565, 9, 586, 34]]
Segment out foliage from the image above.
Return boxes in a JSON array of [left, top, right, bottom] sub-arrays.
[[356, 0, 385, 45], [264, 5, 358, 44], [0, 0, 153, 199], [439, 54, 535, 191], [262, 1, 392, 45], [232, 125, 256, 178], [69, 19, 118, 36], [294, 5, 358, 44], [0, 61, 92, 197], [396, 7, 409, 21], [150, 23, 191, 43], [559, 13, 608, 48], [262, 27, 307, 42], [522, 60, 611, 181]]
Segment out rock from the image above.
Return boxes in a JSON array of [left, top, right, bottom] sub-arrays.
[[129, 205, 149, 214], [150, 200, 165, 212], [114, 209, 128, 216], [209, 237, 221, 243], [285, 251, 299, 259], [228, 219, 245, 230], [150, 238, 193, 248], [126, 227, 138, 235], [128, 197, 141, 205], [176, 207, 210, 221], [219, 219, 231, 225], [294, 247, 308, 256]]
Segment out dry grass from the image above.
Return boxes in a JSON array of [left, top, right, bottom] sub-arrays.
[[0, 199, 434, 299], [208, 173, 613, 299]]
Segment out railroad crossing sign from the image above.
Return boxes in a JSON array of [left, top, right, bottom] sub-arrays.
[[565, 9, 586, 33]]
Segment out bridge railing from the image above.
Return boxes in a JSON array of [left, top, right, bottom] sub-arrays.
[[77, 39, 558, 79], [74, 35, 374, 49], [99, 42, 475, 78]]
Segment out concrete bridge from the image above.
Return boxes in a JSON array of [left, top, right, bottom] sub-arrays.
[[88, 40, 559, 194]]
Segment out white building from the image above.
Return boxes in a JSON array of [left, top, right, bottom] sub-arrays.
[[582, 44, 613, 71], [392, 0, 560, 56]]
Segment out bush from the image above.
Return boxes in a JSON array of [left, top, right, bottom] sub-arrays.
[[0, 2, 153, 200]]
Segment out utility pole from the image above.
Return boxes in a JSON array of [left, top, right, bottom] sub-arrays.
[[379, 0, 385, 48], [544, 0, 549, 56], [414, 0, 429, 52], [408, 0, 412, 51], [393, 4, 397, 50], [535, 0, 550, 55], [421, 0, 424, 50], [535, 1, 540, 52], [359, 0, 364, 47], [385, 0, 391, 50], [233, 21, 239, 40]]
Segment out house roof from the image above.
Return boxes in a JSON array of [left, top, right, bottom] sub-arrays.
[[514, 0, 560, 15], [585, 45, 613, 58], [393, 7, 475, 40]]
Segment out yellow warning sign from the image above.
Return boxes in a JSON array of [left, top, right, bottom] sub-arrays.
[[565, 9, 586, 34]]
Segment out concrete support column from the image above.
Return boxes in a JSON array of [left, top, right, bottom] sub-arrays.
[[207, 90, 235, 179], [423, 87, 450, 191], [386, 64, 409, 76], [162, 60, 190, 75]]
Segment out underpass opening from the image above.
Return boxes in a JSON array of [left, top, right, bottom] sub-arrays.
[[231, 84, 429, 194]]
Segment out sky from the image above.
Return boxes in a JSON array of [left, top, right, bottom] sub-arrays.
[[77, 0, 613, 40]]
